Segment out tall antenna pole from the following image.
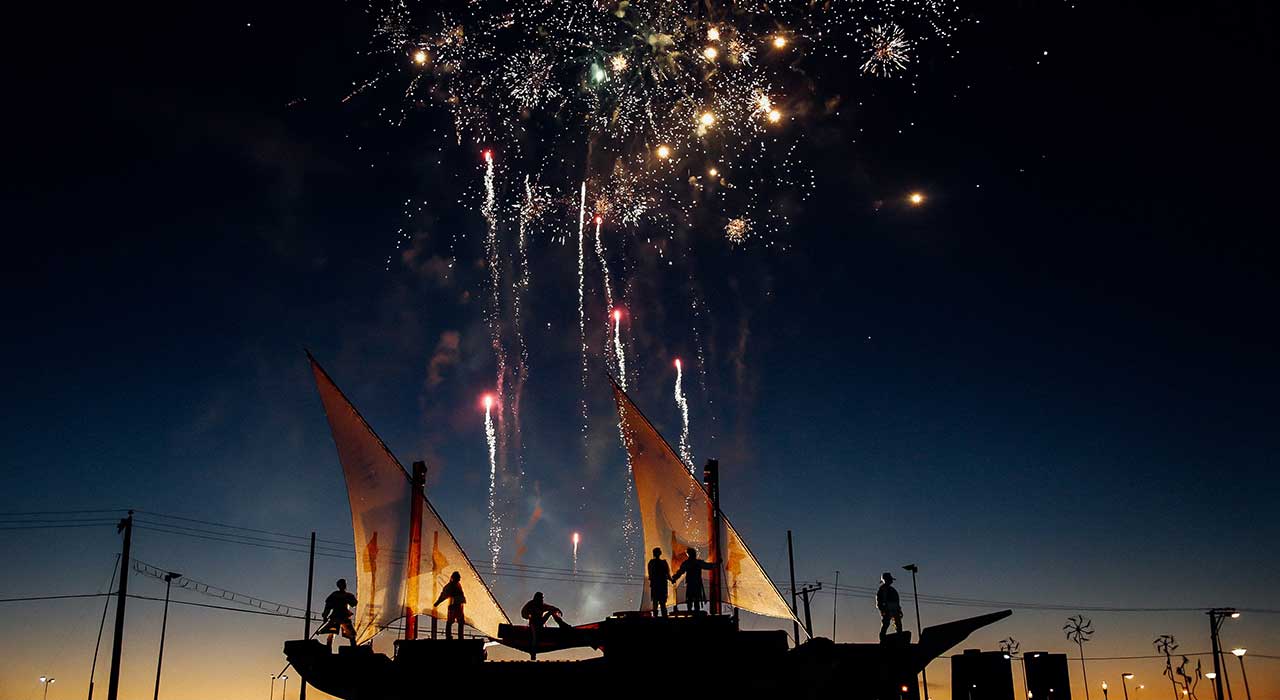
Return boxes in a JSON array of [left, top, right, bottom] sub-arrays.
[[405, 461, 427, 639], [301, 532, 315, 700], [787, 530, 799, 644], [106, 511, 134, 700]]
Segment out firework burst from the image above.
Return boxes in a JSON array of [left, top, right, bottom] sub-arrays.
[[861, 23, 912, 77]]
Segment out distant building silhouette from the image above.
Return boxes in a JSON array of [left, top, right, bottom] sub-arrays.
[[1023, 651, 1072, 700], [952, 649, 1014, 700]]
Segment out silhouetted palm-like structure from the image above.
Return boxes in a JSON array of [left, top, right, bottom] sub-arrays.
[[1064, 615, 1095, 700], [1000, 637, 1021, 656], [1155, 635, 1180, 700], [1174, 655, 1202, 700]]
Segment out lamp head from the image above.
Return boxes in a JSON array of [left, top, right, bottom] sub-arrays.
[[1232, 648, 1246, 657]]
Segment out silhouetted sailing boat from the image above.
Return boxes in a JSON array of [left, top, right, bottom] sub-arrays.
[[287, 363, 1012, 700]]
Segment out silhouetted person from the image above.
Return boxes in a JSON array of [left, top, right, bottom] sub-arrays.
[[876, 571, 903, 641], [648, 547, 671, 617], [432, 571, 466, 640], [320, 578, 357, 648], [521, 591, 572, 630], [670, 547, 716, 612]]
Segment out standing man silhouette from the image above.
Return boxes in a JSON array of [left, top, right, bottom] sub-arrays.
[[647, 547, 671, 617], [670, 547, 716, 613], [320, 578, 358, 648], [432, 571, 466, 640], [876, 571, 904, 641]]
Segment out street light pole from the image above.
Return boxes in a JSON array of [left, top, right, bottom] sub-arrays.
[[1207, 609, 1238, 700], [269, 675, 276, 700], [281, 675, 289, 700], [41, 677, 56, 700], [904, 564, 927, 700], [1103, 681, 1110, 700], [1121, 673, 1134, 700], [153, 572, 182, 700], [1231, 650, 1251, 700]]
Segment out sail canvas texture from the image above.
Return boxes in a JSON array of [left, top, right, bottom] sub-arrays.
[[310, 356, 510, 641], [611, 381, 799, 623]]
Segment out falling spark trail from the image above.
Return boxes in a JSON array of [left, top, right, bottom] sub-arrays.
[[674, 358, 693, 472], [577, 182, 588, 436], [483, 395, 501, 574], [611, 309, 626, 390], [481, 150, 510, 533], [572, 532, 580, 574]]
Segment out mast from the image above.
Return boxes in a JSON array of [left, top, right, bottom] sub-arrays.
[[704, 459, 723, 616], [405, 460, 427, 640]]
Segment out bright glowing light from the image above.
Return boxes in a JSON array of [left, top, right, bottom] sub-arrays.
[[699, 111, 716, 126], [756, 94, 772, 111], [1232, 648, 1246, 657], [708, 166, 719, 177], [703, 46, 718, 61], [591, 64, 606, 82], [675, 358, 682, 369], [612, 308, 622, 322], [610, 53, 628, 73], [483, 393, 494, 409], [767, 108, 782, 123], [656, 144, 671, 159], [909, 191, 924, 205], [482, 149, 493, 162], [594, 214, 603, 225], [707, 27, 721, 41], [1204, 674, 1216, 680], [773, 35, 788, 48], [1231, 612, 1241, 618], [572, 532, 580, 544], [413, 49, 428, 65]]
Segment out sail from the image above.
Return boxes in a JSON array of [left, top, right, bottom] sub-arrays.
[[611, 380, 800, 624], [310, 355, 510, 641]]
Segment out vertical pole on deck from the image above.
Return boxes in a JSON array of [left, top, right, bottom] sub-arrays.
[[704, 459, 722, 616], [301, 531, 315, 700], [107, 511, 133, 700], [405, 461, 427, 640], [787, 530, 799, 645]]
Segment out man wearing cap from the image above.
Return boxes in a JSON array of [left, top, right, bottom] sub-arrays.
[[876, 571, 904, 641]]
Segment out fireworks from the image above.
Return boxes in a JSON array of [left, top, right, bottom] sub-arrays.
[[483, 393, 500, 574], [674, 358, 693, 472], [343, 0, 974, 573], [572, 532, 580, 573], [909, 191, 925, 205], [725, 217, 752, 244], [862, 23, 913, 77]]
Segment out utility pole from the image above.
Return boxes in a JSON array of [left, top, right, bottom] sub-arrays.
[[87, 554, 120, 700], [302, 532, 315, 700], [153, 571, 182, 700], [796, 582, 821, 638], [106, 511, 133, 700], [787, 530, 799, 644], [832, 570, 839, 643], [905, 564, 928, 700]]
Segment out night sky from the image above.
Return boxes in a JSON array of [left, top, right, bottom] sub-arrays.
[[3, 1, 1278, 700]]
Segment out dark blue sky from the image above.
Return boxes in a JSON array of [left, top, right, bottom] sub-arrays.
[[3, 1, 1278, 698]]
